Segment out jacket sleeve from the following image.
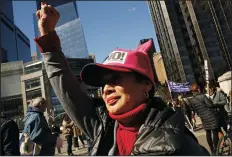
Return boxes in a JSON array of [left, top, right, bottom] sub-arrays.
[[3, 121, 20, 156], [29, 116, 57, 145], [34, 31, 100, 141], [213, 92, 227, 108], [204, 95, 214, 108]]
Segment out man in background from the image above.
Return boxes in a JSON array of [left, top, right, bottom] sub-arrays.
[[1, 112, 20, 156]]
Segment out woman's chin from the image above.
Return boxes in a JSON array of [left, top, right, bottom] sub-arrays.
[[108, 107, 123, 115]]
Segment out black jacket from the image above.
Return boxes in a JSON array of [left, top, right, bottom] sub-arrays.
[[1, 118, 20, 156], [189, 93, 218, 130], [37, 31, 209, 156], [92, 99, 209, 156]]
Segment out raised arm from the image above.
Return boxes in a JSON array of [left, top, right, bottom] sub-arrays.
[[34, 3, 100, 140]]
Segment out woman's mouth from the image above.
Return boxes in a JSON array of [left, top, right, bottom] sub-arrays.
[[106, 96, 120, 105]]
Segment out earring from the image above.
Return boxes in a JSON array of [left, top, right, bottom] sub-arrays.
[[144, 92, 149, 99]]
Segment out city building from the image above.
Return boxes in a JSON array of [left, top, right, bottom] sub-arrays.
[[21, 60, 54, 123], [153, 53, 168, 84], [148, 0, 232, 87], [20, 58, 96, 122], [1, 61, 24, 129], [34, 0, 89, 59], [89, 53, 96, 63], [0, 0, 31, 63], [31, 52, 38, 61]]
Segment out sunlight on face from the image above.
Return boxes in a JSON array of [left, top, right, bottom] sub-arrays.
[[102, 72, 151, 115]]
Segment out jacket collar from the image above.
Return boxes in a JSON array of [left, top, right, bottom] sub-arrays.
[[27, 106, 43, 115]]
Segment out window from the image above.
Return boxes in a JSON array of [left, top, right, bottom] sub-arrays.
[[26, 89, 42, 102], [25, 78, 41, 90]]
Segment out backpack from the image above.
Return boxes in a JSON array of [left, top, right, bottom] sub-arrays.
[[19, 126, 42, 155]]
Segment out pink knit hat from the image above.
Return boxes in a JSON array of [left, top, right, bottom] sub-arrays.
[[81, 40, 154, 87]]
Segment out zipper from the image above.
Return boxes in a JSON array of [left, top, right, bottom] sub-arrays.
[[90, 108, 105, 155]]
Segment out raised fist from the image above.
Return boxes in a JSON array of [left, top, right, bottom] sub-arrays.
[[36, 2, 60, 36]]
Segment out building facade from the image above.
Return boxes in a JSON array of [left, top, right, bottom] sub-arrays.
[[153, 53, 168, 84], [34, 0, 89, 59], [1, 61, 25, 129], [0, 0, 31, 63], [148, 0, 232, 87], [21, 58, 96, 123]]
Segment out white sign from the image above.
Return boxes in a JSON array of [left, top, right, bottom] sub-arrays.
[[103, 51, 128, 64], [204, 60, 208, 70], [204, 60, 209, 82]]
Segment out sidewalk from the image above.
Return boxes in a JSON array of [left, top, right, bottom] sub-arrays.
[[192, 116, 210, 152], [55, 135, 88, 156]]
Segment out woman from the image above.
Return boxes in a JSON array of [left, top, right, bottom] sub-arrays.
[[61, 114, 74, 156], [34, 3, 209, 156], [189, 84, 220, 155], [73, 125, 85, 150]]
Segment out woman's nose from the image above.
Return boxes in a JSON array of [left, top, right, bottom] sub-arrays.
[[103, 84, 115, 95]]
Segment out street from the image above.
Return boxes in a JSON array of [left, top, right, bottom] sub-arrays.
[[55, 136, 88, 156]]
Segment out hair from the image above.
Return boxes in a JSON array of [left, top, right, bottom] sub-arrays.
[[190, 83, 199, 93], [30, 97, 46, 108], [133, 71, 155, 99], [62, 113, 71, 122]]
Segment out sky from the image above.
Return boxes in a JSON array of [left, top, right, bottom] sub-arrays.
[[13, 1, 160, 63]]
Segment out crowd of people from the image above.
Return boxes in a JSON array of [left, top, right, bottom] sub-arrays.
[[1, 2, 232, 156], [167, 85, 231, 155]]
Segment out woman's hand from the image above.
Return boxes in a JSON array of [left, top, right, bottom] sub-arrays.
[[36, 2, 60, 36]]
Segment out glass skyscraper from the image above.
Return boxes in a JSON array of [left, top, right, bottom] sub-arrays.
[[148, 0, 232, 87], [34, 0, 89, 59], [0, 0, 31, 63]]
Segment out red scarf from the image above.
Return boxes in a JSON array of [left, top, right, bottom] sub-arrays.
[[109, 104, 147, 156]]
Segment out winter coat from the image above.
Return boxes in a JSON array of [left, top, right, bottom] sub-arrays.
[[73, 125, 82, 137], [189, 93, 218, 130], [1, 117, 20, 156], [51, 124, 61, 137], [212, 91, 228, 127], [23, 107, 57, 156], [62, 120, 74, 137], [36, 31, 209, 156]]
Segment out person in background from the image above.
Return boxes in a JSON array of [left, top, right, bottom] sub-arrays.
[[226, 91, 232, 115], [214, 87, 228, 132], [34, 3, 209, 156], [51, 122, 62, 154], [1, 112, 20, 156], [173, 99, 183, 113], [23, 97, 58, 155], [73, 125, 85, 151], [183, 97, 197, 129], [190, 84, 220, 155], [178, 95, 194, 131], [61, 114, 74, 156], [206, 85, 228, 134]]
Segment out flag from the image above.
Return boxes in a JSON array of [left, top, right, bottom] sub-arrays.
[[167, 80, 190, 93]]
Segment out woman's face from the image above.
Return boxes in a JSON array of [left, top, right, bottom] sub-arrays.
[[102, 72, 152, 115]]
